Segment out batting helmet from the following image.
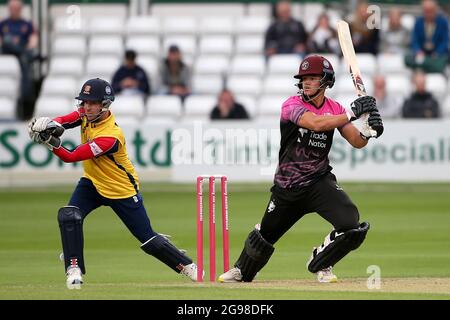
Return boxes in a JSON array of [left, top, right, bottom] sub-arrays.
[[294, 55, 335, 89]]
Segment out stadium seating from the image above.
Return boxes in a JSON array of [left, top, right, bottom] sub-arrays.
[[425, 73, 447, 100], [235, 95, 257, 119], [85, 55, 120, 81], [126, 36, 160, 57], [34, 96, 74, 118], [0, 55, 21, 79], [377, 53, 409, 74], [146, 95, 183, 119], [338, 54, 377, 76], [89, 36, 124, 57], [163, 17, 197, 35], [184, 95, 217, 119], [135, 56, 159, 92], [0, 77, 20, 102], [199, 36, 234, 56], [336, 74, 374, 96], [200, 17, 235, 36], [230, 55, 266, 76], [235, 35, 264, 55], [236, 16, 270, 35], [40, 76, 79, 99], [24, 1, 450, 123], [0, 55, 21, 120], [112, 95, 146, 118], [125, 16, 161, 36], [88, 17, 126, 35], [52, 17, 88, 36], [267, 54, 302, 76], [0, 97, 16, 120], [49, 57, 84, 77], [49, 3, 128, 21], [263, 76, 299, 96], [192, 75, 224, 95], [385, 74, 412, 97], [150, 3, 245, 18], [227, 76, 263, 97], [163, 35, 197, 57], [194, 55, 230, 75], [259, 95, 286, 117], [51, 36, 87, 57]]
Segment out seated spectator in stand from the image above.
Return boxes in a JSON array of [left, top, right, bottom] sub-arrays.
[[264, 0, 308, 58], [0, 0, 38, 110], [158, 45, 191, 101], [210, 89, 249, 120], [380, 8, 410, 54], [373, 74, 402, 118], [402, 71, 440, 118], [349, 1, 380, 55], [111, 49, 150, 99], [307, 13, 340, 55], [405, 0, 448, 73]]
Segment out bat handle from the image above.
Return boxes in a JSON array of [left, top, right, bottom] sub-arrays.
[[361, 113, 378, 138]]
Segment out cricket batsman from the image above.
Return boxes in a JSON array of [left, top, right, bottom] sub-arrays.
[[219, 55, 384, 283], [28, 78, 200, 289]]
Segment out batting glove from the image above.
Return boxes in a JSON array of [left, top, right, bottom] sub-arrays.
[[347, 96, 378, 121]]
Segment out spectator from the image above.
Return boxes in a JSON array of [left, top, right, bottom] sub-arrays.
[[349, 1, 380, 55], [373, 74, 402, 118], [111, 49, 150, 99], [0, 0, 38, 116], [264, 0, 308, 58], [380, 8, 410, 55], [402, 71, 440, 118], [210, 89, 249, 120], [307, 13, 340, 55], [158, 45, 191, 101], [405, 0, 449, 73]]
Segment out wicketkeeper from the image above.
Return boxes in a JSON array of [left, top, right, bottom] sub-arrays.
[[219, 55, 384, 283], [28, 78, 200, 289]]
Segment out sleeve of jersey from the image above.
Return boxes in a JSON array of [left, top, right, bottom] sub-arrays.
[[280, 100, 308, 124], [336, 102, 351, 130], [53, 111, 82, 129], [53, 137, 119, 163]]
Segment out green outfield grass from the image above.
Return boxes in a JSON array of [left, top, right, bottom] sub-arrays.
[[0, 182, 449, 300]]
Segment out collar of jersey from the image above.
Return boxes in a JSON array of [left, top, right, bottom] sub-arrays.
[[87, 112, 113, 128], [302, 96, 327, 110]]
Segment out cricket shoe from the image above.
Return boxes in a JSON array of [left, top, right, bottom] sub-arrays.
[[66, 266, 83, 289], [218, 267, 243, 283], [316, 266, 338, 283], [180, 263, 204, 282]]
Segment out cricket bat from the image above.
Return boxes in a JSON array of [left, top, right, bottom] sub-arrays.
[[337, 20, 377, 137]]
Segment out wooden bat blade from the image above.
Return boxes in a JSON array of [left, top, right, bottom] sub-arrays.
[[337, 20, 367, 97], [337, 20, 377, 138]]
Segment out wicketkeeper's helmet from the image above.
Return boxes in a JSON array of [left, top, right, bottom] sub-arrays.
[[75, 78, 115, 108], [294, 55, 335, 90]]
